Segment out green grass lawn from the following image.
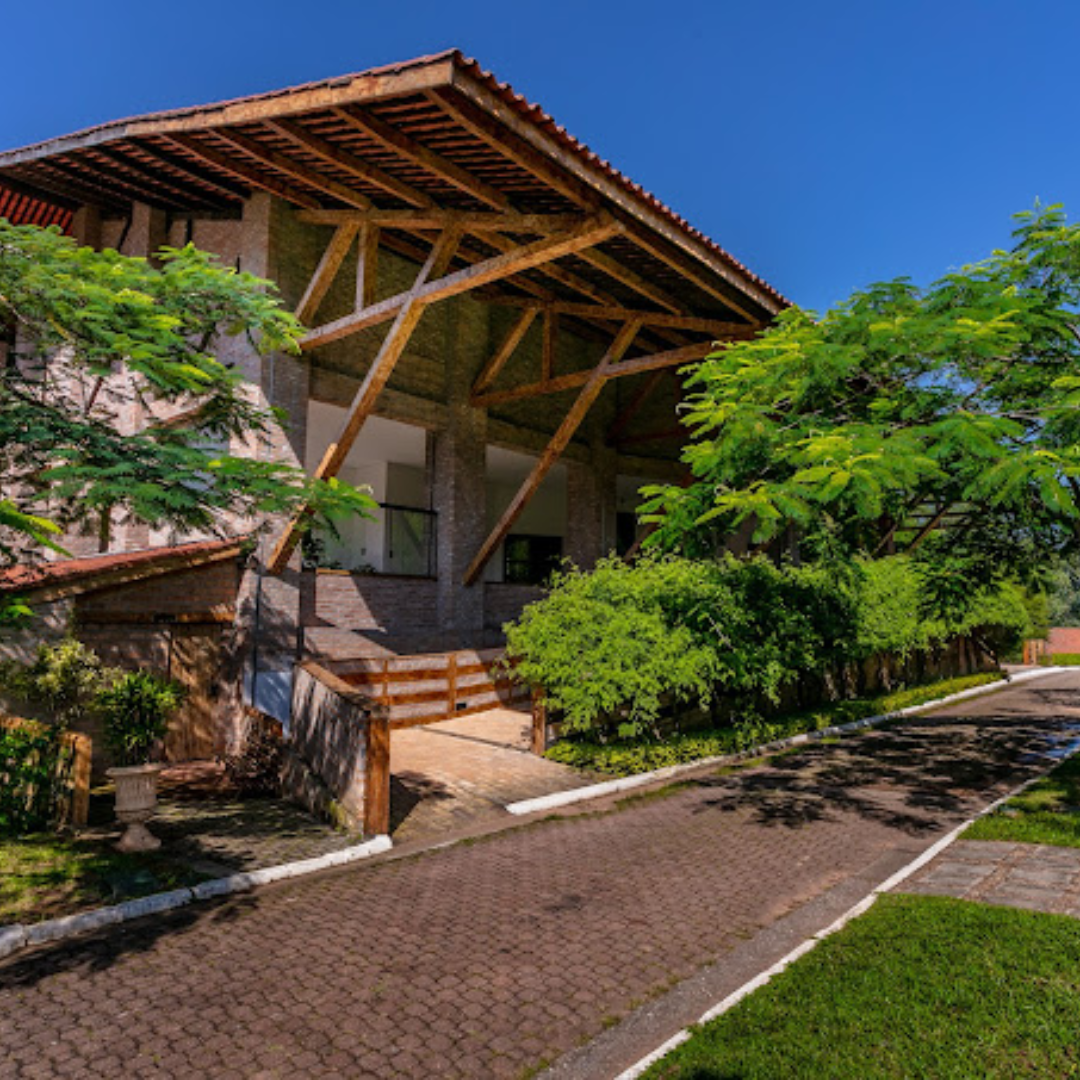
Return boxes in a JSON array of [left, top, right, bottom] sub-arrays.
[[965, 753, 1080, 849], [0, 834, 206, 925], [644, 894, 1080, 1079], [547, 672, 1005, 777]]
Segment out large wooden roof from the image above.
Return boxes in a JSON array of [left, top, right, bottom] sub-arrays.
[[0, 50, 786, 324]]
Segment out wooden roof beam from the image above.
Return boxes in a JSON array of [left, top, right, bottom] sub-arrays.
[[485, 298, 752, 335], [463, 320, 643, 586], [471, 339, 715, 409], [301, 214, 622, 351], [48, 157, 176, 210], [295, 208, 586, 233], [131, 141, 250, 201], [211, 128, 373, 210], [576, 246, 685, 314], [268, 229, 462, 574], [91, 146, 229, 209], [332, 105, 512, 211], [264, 118, 434, 209], [295, 221, 361, 324], [164, 134, 322, 209]]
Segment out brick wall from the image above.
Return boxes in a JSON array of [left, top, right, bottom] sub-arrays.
[[484, 583, 545, 631], [285, 661, 387, 832], [309, 571, 438, 634], [1048, 627, 1080, 655]]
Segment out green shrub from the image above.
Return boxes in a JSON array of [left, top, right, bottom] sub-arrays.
[[0, 723, 71, 834], [546, 672, 1004, 777], [98, 671, 183, 766], [1048, 652, 1080, 666], [0, 637, 118, 730], [505, 551, 1021, 738], [506, 554, 860, 736]]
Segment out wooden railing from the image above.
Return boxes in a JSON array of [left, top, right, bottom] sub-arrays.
[[334, 647, 530, 729]]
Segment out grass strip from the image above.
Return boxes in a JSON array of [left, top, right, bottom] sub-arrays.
[[965, 753, 1080, 848], [0, 834, 206, 925], [644, 893, 1080, 1079], [546, 672, 1004, 777]]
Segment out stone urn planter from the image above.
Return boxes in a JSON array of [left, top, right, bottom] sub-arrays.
[[106, 763, 165, 852]]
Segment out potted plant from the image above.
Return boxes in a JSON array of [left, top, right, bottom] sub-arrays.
[[99, 671, 184, 852]]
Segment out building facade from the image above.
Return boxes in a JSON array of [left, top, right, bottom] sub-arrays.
[[0, 51, 787, 724]]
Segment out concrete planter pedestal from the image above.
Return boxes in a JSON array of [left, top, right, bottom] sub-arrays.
[[106, 763, 164, 852]]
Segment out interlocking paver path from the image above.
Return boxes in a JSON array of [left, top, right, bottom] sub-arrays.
[[4, 672, 1079, 1079]]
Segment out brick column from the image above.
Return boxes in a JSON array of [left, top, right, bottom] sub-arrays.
[[229, 194, 312, 727], [565, 419, 616, 570], [434, 297, 489, 636]]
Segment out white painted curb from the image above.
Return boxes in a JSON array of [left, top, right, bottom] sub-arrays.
[[613, 683, 1080, 1080], [0, 833, 392, 962], [508, 668, 1065, 817]]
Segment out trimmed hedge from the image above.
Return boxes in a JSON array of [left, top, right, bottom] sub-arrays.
[[1047, 653, 1080, 666]]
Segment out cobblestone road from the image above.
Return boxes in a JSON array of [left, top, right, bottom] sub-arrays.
[[3, 672, 1077, 1079]]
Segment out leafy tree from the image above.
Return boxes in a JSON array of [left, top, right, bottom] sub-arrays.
[[642, 205, 1080, 598], [0, 220, 372, 570]]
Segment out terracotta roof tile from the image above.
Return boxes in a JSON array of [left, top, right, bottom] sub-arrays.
[[0, 538, 244, 595]]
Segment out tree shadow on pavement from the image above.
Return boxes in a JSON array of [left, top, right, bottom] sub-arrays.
[[688, 706, 1080, 836]]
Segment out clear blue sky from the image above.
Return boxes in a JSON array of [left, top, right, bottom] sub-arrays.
[[3, 0, 1076, 311]]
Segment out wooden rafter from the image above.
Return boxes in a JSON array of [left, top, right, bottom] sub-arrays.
[[332, 105, 512, 211], [472, 308, 538, 395], [92, 147, 224, 208], [295, 222, 360, 324], [50, 157, 170, 210], [134, 141, 250, 201], [268, 229, 461, 574], [211, 128, 373, 210], [264, 118, 434, 209], [471, 340, 714, 408], [295, 208, 584, 233], [463, 320, 643, 586], [489, 299, 751, 335], [576, 247, 684, 314], [301, 214, 621, 351], [164, 134, 322, 209]]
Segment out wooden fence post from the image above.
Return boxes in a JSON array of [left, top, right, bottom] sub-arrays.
[[364, 712, 391, 837], [70, 732, 92, 828], [448, 652, 458, 714], [531, 691, 547, 756]]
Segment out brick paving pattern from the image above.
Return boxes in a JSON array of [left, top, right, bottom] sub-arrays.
[[390, 708, 594, 843], [904, 839, 1080, 915], [3, 672, 1079, 1079]]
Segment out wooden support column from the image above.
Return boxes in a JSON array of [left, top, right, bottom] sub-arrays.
[[356, 223, 380, 310], [268, 230, 461, 573], [364, 712, 391, 837], [463, 319, 642, 585]]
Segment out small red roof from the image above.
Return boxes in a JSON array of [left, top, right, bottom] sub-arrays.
[[0, 538, 244, 596]]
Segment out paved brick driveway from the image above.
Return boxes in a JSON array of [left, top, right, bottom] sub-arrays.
[[3, 672, 1078, 1079]]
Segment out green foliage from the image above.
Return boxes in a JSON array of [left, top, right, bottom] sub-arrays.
[[506, 551, 1020, 736], [0, 637, 117, 729], [0, 723, 71, 835], [506, 554, 860, 735], [545, 673, 1004, 777], [97, 671, 183, 766], [0, 221, 374, 567], [1048, 652, 1080, 665], [643, 205, 1080, 586]]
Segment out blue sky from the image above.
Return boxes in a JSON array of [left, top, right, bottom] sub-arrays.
[[3, 0, 1076, 311]]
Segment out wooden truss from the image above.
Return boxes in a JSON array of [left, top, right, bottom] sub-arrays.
[[270, 203, 753, 579]]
